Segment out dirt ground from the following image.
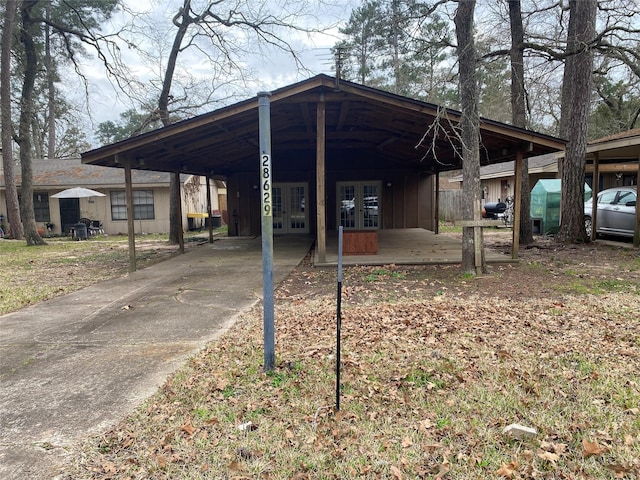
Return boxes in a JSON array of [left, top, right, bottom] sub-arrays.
[[277, 231, 640, 304]]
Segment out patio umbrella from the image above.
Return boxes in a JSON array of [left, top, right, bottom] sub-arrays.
[[51, 187, 106, 198]]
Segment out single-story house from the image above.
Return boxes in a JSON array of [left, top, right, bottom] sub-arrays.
[[448, 128, 640, 207], [80, 74, 566, 263], [0, 156, 226, 236]]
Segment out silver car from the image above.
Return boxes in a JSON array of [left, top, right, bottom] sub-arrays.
[[584, 186, 637, 238]]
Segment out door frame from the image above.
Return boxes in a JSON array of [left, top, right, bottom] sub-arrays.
[[272, 182, 309, 234], [336, 181, 381, 230]]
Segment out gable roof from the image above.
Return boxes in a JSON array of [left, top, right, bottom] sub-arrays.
[[81, 74, 565, 176], [0, 157, 188, 189]]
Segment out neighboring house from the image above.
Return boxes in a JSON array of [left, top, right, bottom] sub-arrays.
[[585, 128, 640, 190], [448, 153, 561, 208], [0, 156, 226, 236], [447, 128, 640, 214]]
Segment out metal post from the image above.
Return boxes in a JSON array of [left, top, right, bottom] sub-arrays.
[[258, 91, 275, 372], [336, 226, 343, 411]]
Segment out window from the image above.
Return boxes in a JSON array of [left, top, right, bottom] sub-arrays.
[[18, 193, 51, 222], [34, 193, 50, 222], [110, 190, 155, 220], [616, 190, 636, 206], [598, 190, 617, 205]]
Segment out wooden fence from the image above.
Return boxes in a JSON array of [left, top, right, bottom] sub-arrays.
[[438, 190, 463, 222]]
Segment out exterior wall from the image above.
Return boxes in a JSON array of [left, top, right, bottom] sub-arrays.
[[227, 166, 438, 236], [1, 177, 220, 236], [227, 172, 262, 236]]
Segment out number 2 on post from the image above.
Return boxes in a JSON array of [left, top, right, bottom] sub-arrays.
[[261, 154, 272, 217]]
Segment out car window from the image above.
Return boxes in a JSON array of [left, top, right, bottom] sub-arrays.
[[598, 190, 617, 204], [616, 191, 636, 205]]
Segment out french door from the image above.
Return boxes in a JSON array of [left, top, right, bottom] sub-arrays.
[[337, 181, 381, 230], [272, 183, 308, 234]]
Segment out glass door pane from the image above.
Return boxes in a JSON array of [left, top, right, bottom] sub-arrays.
[[289, 185, 306, 231], [362, 183, 379, 229], [339, 184, 356, 228]]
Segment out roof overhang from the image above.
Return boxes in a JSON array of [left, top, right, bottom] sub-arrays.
[[586, 130, 640, 161], [81, 74, 566, 177]]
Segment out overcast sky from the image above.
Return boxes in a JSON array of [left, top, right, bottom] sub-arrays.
[[65, 0, 353, 144]]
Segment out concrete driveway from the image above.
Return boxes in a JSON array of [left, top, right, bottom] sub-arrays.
[[0, 236, 312, 479]]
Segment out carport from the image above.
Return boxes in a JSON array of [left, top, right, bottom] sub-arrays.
[[81, 74, 566, 268], [584, 129, 640, 246]]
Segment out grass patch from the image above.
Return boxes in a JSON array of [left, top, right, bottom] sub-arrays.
[[0, 237, 185, 315], [362, 267, 406, 282], [557, 278, 639, 296]]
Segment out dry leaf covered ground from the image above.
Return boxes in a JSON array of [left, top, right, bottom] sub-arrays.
[[12, 232, 640, 479]]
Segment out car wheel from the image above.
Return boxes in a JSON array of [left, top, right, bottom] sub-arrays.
[[584, 216, 593, 237]]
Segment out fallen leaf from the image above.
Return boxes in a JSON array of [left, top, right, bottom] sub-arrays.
[[434, 456, 450, 479], [606, 463, 633, 478], [582, 438, 607, 457], [390, 465, 403, 479], [180, 423, 196, 436], [495, 461, 518, 478], [401, 436, 413, 448], [537, 450, 559, 463], [228, 460, 245, 472]]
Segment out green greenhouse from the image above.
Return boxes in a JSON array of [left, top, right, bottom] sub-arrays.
[[530, 179, 592, 235]]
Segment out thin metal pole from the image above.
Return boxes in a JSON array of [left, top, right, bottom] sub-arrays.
[[336, 226, 343, 410], [258, 91, 275, 372]]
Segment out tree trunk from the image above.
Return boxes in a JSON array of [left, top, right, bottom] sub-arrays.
[[556, 0, 596, 244], [46, 6, 56, 159], [455, 0, 482, 274], [162, 0, 192, 245], [18, 1, 46, 246], [1, 0, 23, 239], [508, 0, 533, 245]]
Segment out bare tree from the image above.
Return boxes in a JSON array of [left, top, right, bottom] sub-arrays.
[[1, 0, 23, 239], [454, 0, 483, 274], [556, 0, 597, 244], [129, 0, 331, 244]]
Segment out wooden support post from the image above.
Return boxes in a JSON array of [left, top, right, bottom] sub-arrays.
[[635, 153, 640, 248], [316, 93, 326, 264], [512, 150, 523, 259], [434, 173, 440, 234], [591, 152, 600, 242], [124, 160, 136, 273], [206, 175, 214, 243], [174, 171, 184, 253]]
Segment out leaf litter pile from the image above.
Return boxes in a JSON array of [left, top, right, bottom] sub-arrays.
[[67, 237, 639, 479]]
